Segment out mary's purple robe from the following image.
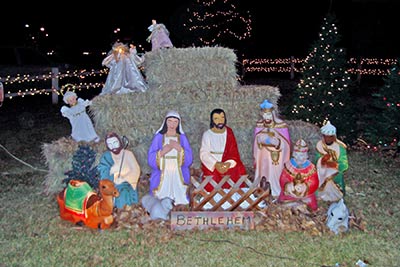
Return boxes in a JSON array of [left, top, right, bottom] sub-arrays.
[[147, 133, 193, 198]]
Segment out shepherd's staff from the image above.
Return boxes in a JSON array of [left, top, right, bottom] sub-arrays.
[[117, 136, 129, 180]]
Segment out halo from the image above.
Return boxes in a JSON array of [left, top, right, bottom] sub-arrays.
[[60, 83, 76, 96]]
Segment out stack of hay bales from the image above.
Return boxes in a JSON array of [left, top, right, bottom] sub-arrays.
[[91, 47, 282, 173], [42, 47, 320, 196]]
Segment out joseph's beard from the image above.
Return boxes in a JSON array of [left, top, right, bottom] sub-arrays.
[[110, 147, 122, 154], [214, 123, 225, 129]]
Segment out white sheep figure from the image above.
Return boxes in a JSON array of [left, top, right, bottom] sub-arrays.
[[326, 198, 349, 234], [141, 194, 174, 221]]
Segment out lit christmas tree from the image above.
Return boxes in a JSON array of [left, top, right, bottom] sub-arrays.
[[63, 145, 99, 190], [182, 0, 252, 47], [365, 60, 400, 147], [290, 13, 353, 140]]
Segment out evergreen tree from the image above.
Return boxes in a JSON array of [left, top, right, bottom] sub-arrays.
[[290, 13, 354, 141], [364, 60, 400, 147], [182, 0, 252, 48], [63, 145, 99, 190]]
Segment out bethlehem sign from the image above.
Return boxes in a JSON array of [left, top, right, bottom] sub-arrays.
[[170, 211, 255, 230]]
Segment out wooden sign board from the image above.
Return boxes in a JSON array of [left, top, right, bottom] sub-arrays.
[[170, 211, 255, 231]]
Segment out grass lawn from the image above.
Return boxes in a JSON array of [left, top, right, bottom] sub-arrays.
[[1, 150, 399, 267]]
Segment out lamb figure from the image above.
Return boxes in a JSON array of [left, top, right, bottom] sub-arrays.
[[326, 198, 349, 234], [141, 194, 174, 221]]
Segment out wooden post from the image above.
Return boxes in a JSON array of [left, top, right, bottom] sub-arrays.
[[51, 67, 59, 105], [241, 54, 246, 83], [290, 56, 295, 80], [356, 57, 362, 84], [0, 81, 4, 107]]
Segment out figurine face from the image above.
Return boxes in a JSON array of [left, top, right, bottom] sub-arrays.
[[293, 151, 308, 166], [106, 136, 123, 154], [166, 117, 179, 132], [323, 135, 336, 145], [262, 111, 273, 124], [212, 112, 226, 129], [66, 95, 77, 106]]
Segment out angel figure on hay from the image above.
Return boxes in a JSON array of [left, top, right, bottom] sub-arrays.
[[147, 19, 173, 51], [60, 91, 100, 143], [100, 41, 148, 95]]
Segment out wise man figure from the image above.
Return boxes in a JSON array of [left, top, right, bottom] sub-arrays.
[[253, 99, 291, 198], [278, 139, 319, 211], [316, 121, 348, 201]]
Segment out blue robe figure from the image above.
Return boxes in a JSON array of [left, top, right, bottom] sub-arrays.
[[98, 133, 141, 209]]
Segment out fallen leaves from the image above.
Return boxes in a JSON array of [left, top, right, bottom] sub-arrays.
[[111, 200, 366, 237]]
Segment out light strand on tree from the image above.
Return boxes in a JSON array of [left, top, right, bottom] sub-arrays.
[[185, 0, 252, 46]]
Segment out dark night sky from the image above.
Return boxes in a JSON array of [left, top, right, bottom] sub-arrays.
[[1, 0, 399, 64]]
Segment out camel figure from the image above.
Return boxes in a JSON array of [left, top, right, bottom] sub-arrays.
[[57, 179, 119, 229]]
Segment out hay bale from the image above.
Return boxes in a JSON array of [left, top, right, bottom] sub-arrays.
[[143, 47, 239, 90]]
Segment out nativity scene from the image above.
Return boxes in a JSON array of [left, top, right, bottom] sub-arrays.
[[43, 43, 351, 234]]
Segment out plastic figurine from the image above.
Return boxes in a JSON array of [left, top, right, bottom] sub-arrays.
[[146, 19, 174, 51], [147, 111, 193, 206], [100, 42, 148, 95], [98, 132, 141, 209], [278, 139, 319, 211], [60, 91, 99, 142], [316, 121, 349, 201], [141, 194, 174, 221], [200, 108, 247, 192], [253, 99, 291, 197]]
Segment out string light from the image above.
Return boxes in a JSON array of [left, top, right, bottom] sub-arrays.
[[242, 57, 398, 75], [0, 68, 108, 85], [4, 83, 104, 99], [0, 56, 397, 100], [185, 0, 252, 46]]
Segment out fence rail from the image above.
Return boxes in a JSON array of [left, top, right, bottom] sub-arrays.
[[1, 57, 397, 102]]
